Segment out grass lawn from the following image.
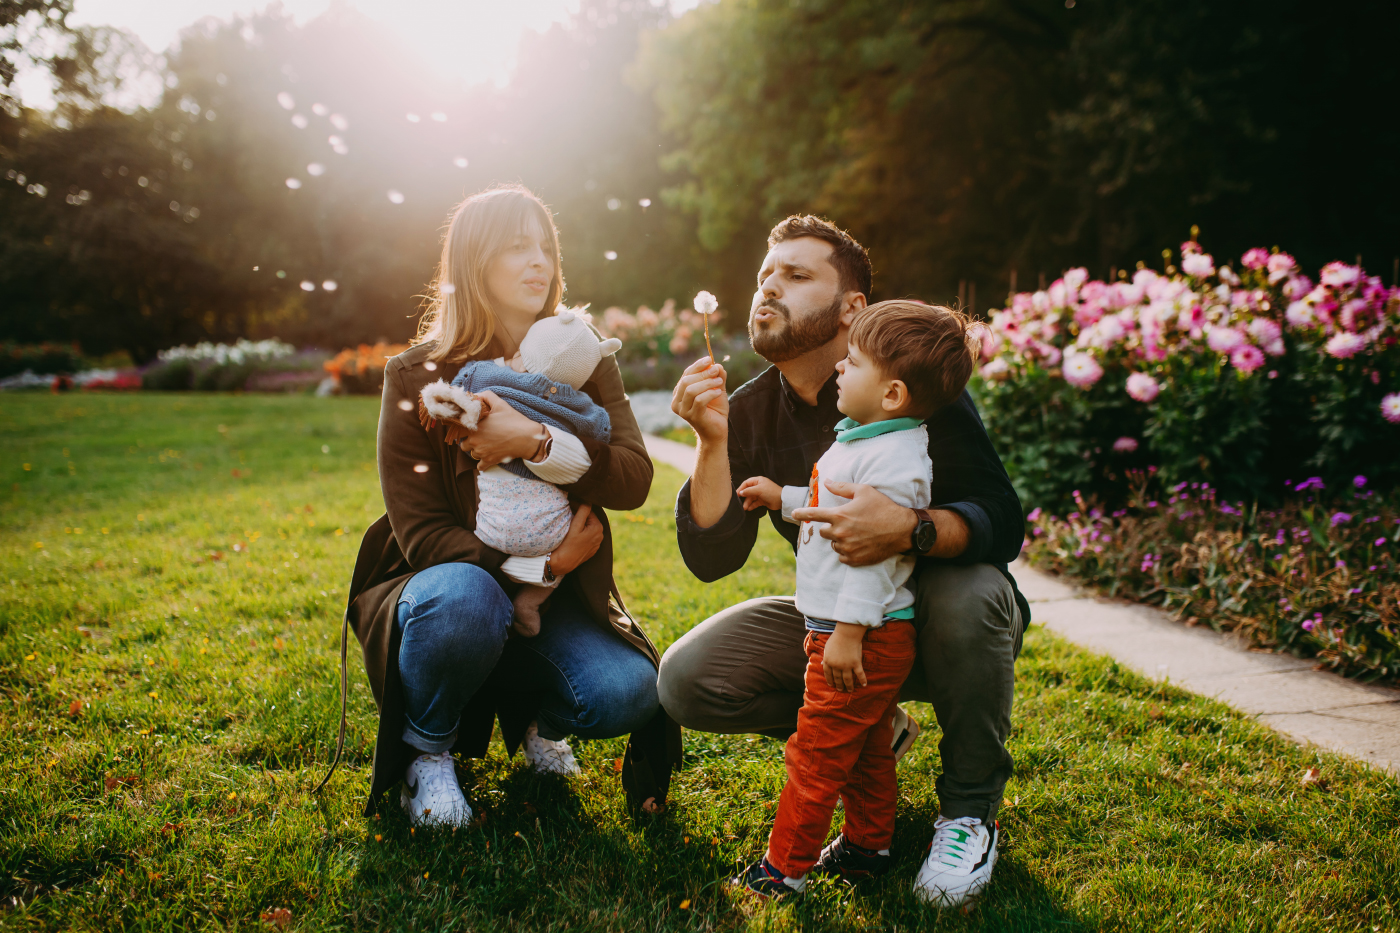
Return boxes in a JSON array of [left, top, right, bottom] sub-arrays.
[[2, 392, 1398, 932]]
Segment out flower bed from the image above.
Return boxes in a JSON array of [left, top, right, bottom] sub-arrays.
[[322, 342, 408, 395], [1025, 472, 1400, 682], [975, 240, 1400, 510], [586, 301, 768, 391]]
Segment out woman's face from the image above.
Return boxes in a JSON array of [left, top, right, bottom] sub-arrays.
[[484, 214, 554, 329]]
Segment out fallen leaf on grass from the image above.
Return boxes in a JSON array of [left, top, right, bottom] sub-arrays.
[[613, 758, 623, 773], [679, 899, 691, 910], [68, 700, 82, 717], [104, 775, 138, 792], [148, 871, 162, 881], [374, 834, 382, 842], [1148, 705, 1164, 720], [1301, 767, 1327, 789], [161, 822, 179, 836], [260, 907, 292, 929]]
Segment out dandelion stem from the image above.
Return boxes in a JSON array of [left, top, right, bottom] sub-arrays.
[[703, 314, 714, 364]]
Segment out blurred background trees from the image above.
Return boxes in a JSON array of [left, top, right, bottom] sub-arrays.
[[2, 0, 1396, 360]]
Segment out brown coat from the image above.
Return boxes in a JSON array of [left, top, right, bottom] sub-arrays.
[[341, 339, 680, 813]]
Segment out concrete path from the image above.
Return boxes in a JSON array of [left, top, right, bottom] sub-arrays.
[[642, 434, 1400, 774]]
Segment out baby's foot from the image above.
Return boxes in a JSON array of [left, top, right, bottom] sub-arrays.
[[511, 584, 551, 637]]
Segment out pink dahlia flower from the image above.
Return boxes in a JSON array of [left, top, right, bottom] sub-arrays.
[[1113, 436, 1139, 453], [1266, 252, 1297, 283], [1230, 344, 1265, 373], [1126, 372, 1160, 402], [1062, 353, 1104, 388], [1382, 392, 1400, 424], [1320, 262, 1361, 288], [1248, 318, 1281, 345], [1206, 326, 1245, 353], [1325, 331, 1367, 359], [1181, 253, 1216, 277], [1241, 248, 1270, 270], [1285, 301, 1314, 328]]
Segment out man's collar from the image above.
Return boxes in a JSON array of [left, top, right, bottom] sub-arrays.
[[777, 368, 839, 411]]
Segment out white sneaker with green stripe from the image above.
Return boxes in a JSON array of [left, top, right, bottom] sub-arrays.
[[913, 816, 997, 908]]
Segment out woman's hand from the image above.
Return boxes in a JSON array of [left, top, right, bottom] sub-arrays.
[[549, 504, 604, 575], [460, 390, 543, 470]]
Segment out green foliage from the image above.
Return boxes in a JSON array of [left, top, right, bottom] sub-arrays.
[[639, 0, 1400, 303], [0, 341, 84, 378], [1025, 475, 1400, 683], [3, 395, 1400, 929]]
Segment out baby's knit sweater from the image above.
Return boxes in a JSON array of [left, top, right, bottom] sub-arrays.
[[781, 418, 933, 627]]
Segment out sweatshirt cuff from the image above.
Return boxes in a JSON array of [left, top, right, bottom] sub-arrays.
[[524, 426, 591, 485], [938, 501, 992, 564], [502, 555, 549, 584], [780, 485, 808, 523], [675, 479, 750, 540]]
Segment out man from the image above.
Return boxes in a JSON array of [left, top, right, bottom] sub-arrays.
[[659, 215, 1030, 907]]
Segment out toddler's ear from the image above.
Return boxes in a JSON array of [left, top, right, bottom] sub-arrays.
[[557, 310, 577, 323], [598, 337, 622, 357]]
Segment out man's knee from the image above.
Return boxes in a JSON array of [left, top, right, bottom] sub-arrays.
[[657, 628, 708, 728], [914, 564, 1019, 653]]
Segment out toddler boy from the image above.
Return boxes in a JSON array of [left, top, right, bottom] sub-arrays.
[[731, 300, 978, 896]]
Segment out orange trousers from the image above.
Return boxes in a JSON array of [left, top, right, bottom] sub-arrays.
[[766, 621, 917, 878]]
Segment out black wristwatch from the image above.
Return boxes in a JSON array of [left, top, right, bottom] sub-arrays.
[[908, 508, 938, 555]]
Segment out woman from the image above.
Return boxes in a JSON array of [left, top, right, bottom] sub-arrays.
[[337, 184, 679, 825]]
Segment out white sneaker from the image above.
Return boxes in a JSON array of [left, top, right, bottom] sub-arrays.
[[522, 721, 580, 775], [913, 816, 998, 908], [890, 705, 921, 762], [400, 751, 472, 827]]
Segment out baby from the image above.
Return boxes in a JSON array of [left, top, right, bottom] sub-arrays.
[[730, 300, 977, 897], [419, 310, 621, 635]]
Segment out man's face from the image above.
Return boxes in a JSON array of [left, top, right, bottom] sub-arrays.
[[748, 237, 846, 363]]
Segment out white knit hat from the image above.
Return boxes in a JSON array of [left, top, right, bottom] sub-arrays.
[[518, 310, 622, 389]]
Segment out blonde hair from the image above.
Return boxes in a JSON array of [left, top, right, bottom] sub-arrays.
[[414, 184, 565, 362]]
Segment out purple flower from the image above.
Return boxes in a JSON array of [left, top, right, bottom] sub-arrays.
[[1294, 477, 1325, 492], [1331, 512, 1352, 526], [1026, 507, 1042, 522], [1377, 538, 1388, 547], [1113, 436, 1139, 453], [1354, 475, 1368, 488], [1302, 617, 1317, 633], [1147, 501, 1158, 508]]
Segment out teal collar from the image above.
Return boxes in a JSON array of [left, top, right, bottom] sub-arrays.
[[835, 416, 923, 443]]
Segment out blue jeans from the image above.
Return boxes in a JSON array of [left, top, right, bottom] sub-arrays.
[[395, 562, 659, 753]]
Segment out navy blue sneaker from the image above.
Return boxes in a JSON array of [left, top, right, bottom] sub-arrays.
[[732, 856, 805, 899], [812, 833, 891, 882]]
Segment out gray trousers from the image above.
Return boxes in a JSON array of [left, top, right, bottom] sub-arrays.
[[657, 563, 1024, 822]]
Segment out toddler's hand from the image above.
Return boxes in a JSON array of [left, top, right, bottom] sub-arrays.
[[821, 623, 868, 693], [736, 476, 782, 512]]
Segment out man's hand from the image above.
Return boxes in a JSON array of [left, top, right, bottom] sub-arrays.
[[821, 623, 868, 692], [671, 357, 728, 447], [791, 482, 918, 566], [736, 476, 782, 512]]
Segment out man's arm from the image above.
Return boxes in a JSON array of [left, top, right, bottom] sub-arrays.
[[791, 391, 1022, 567]]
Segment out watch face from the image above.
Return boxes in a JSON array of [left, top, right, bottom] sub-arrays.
[[916, 521, 937, 551]]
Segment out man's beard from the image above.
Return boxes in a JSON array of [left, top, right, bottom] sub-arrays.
[[748, 293, 844, 363]]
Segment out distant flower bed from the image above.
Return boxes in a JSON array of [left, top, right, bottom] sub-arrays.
[[0, 342, 85, 379], [323, 342, 409, 395], [974, 240, 1400, 509], [1025, 472, 1400, 683], [586, 301, 768, 391], [143, 340, 328, 392]]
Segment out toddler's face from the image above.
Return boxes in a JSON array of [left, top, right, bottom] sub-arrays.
[[835, 342, 893, 424]]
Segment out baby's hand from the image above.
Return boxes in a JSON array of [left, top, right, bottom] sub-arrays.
[[737, 476, 782, 512], [506, 351, 528, 373]]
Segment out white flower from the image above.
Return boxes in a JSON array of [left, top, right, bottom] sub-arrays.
[[1285, 300, 1314, 328], [1182, 252, 1216, 277], [1382, 392, 1400, 425], [1325, 332, 1367, 359], [1062, 353, 1103, 388], [1126, 372, 1160, 403], [693, 290, 718, 315]]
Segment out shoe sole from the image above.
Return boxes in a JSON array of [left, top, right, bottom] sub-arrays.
[[892, 713, 921, 762]]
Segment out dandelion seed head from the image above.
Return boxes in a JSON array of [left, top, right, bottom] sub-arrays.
[[291, 114, 308, 129], [307, 163, 325, 176], [387, 190, 405, 204], [604, 250, 618, 261], [277, 92, 295, 110], [285, 178, 302, 189], [453, 157, 468, 168], [300, 280, 315, 291], [321, 280, 337, 291]]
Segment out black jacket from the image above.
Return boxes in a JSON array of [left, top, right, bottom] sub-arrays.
[[675, 366, 1030, 624]]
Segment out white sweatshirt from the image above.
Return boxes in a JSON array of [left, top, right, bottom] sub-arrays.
[[781, 418, 932, 627]]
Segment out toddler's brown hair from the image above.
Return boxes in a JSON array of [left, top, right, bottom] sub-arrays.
[[848, 300, 978, 418]]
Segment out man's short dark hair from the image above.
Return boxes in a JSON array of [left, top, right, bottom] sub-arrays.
[[768, 214, 872, 298], [849, 300, 977, 418]]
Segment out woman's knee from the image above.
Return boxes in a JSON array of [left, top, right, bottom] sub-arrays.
[[399, 563, 512, 656]]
